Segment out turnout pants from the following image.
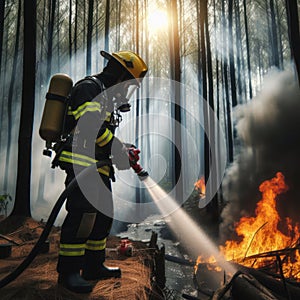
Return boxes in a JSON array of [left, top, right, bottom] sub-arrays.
[[57, 167, 113, 273]]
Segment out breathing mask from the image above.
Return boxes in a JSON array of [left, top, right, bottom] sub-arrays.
[[113, 81, 138, 113]]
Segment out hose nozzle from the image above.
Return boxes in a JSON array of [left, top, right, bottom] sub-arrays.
[[137, 169, 149, 181]]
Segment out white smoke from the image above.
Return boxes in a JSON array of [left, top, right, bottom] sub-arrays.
[[220, 68, 300, 242]]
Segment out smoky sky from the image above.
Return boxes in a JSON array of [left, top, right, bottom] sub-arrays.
[[220, 69, 300, 242]]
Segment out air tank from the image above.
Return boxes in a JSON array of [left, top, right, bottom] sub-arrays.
[[39, 73, 73, 155]]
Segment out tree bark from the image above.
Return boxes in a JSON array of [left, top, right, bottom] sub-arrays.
[[285, 0, 300, 85], [73, 0, 78, 75], [228, 0, 237, 107], [203, 0, 219, 225], [46, 0, 56, 78], [222, 0, 233, 163], [269, 0, 280, 68], [169, 0, 182, 201], [0, 0, 4, 73], [69, 0, 72, 75], [86, 0, 94, 75], [104, 0, 110, 53], [4, 0, 21, 192], [12, 0, 37, 217], [243, 0, 253, 99]]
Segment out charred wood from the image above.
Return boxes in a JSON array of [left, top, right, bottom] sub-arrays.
[[182, 293, 201, 300], [231, 273, 283, 300], [165, 254, 195, 266], [154, 244, 166, 290], [231, 263, 300, 300]]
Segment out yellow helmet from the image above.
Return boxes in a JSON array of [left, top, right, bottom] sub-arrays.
[[100, 50, 148, 86]]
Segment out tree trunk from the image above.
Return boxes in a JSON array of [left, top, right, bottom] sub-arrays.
[[275, 1, 284, 69], [144, 0, 150, 164], [222, 0, 233, 163], [0, 0, 4, 73], [234, 0, 244, 99], [115, 0, 121, 50], [243, 0, 253, 99], [135, 0, 141, 207], [169, 0, 182, 201], [11, 0, 37, 217], [86, 0, 94, 75], [37, 0, 57, 206], [204, 0, 219, 225], [73, 0, 78, 75], [3, 0, 21, 192], [36, 0, 47, 203], [104, 0, 110, 53], [69, 0, 72, 75], [56, 0, 60, 70], [285, 0, 300, 85], [228, 0, 237, 107], [198, 0, 208, 209], [46, 0, 56, 78], [269, 0, 280, 68]]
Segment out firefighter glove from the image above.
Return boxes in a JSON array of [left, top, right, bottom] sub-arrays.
[[128, 147, 143, 174], [111, 138, 131, 170]]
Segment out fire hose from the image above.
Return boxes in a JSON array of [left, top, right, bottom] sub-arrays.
[[0, 159, 148, 288]]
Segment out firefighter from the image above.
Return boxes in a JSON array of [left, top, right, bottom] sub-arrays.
[[56, 50, 148, 293]]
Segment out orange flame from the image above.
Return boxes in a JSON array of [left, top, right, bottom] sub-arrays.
[[196, 172, 300, 279], [194, 176, 206, 198]]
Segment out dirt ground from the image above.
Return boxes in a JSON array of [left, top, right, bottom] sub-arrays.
[[0, 217, 153, 300]]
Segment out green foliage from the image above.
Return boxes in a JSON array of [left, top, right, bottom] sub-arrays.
[[0, 194, 12, 217]]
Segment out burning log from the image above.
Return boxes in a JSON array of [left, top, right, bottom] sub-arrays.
[[230, 273, 282, 300], [191, 174, 300, 298], [164, 254, 195, 267], [194, 261, 300, 299], [231, 263, 300, 300]]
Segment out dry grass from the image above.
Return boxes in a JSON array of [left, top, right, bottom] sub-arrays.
[[0, 218, 152, 300]]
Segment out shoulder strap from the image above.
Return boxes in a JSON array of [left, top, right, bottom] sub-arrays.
[[76, 75, 104, 93]]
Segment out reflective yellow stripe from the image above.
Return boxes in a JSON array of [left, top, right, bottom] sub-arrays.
[[59, 151, 96, 167], [70, 101, 101, 120], [97, 165, 110, 177], [59, 151, 111, 177], [59, 156, 91, 167], [60, 151, 98, 163], [59, 243, 85, 257], [96, 128, 113, 147], [60, 243, 86, 249], [96, 128, 110, 143], [85, 238, 106, 251], [105, 112, 111, 122], [59, 250, 85, 256]]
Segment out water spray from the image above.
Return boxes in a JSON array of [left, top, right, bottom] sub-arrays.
[[138, 171, 236, 275]]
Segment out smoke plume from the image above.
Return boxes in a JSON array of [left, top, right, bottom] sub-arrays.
[[220, 68, 300, 242]]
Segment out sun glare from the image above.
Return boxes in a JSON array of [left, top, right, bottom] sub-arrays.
[[147, 9, 168, 32]]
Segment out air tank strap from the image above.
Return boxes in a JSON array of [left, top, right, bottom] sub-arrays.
[[46, 92, 67, 103]]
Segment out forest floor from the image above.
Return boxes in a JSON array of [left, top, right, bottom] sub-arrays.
[[0, 217, 154, 300]]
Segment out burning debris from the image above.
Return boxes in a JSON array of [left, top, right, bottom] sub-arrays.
[[194, 176, 206, 200], [221, 172, 300, 274], [192, 172, 300, 299], [220, 69, 300, 242]]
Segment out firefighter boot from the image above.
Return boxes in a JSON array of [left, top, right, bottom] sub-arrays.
[[58, 272, 93, 293], [82, 249, 121, 280]]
